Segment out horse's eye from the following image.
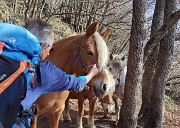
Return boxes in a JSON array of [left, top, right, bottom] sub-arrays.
[[49, 48, 54, 53], [87, 50, 94, 56], [109, 68, 112, 71]]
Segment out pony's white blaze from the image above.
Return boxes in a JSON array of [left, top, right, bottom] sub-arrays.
[[92, 68, 115, 98], [105, 68, 113, 91]]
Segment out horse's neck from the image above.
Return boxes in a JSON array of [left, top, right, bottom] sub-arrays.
[[54, 35, 79, 49], [50, 35, 80, 73]]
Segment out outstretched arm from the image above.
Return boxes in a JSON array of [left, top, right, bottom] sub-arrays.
[[39, 61, 98, 92]]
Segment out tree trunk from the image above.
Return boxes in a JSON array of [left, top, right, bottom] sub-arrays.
[[138, 0, 165, 126], [116, 0, 146, 127], [144, 0, 178, 127]]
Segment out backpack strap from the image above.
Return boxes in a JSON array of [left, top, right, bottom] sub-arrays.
[[0, 61, 32, 94], [0, 42, 4, 54], [16, 103, 37, 128], [36, 64, 42, 87]]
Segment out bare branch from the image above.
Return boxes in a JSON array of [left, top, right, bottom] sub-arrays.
[[143, 9, 180, 62], [167, 75, 180, 81]]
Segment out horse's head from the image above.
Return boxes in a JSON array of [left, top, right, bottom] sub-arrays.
[[109, 53, 127, 76], [92, 69, 117, 98], [72, 22, 114, 98], [99, 71, 117, 114], [100, 88, 115, 114], [108, 53, 127, 88], [100, 53, 127, 115]]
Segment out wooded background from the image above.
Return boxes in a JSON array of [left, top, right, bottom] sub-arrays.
[[0, 0, 180, 127]]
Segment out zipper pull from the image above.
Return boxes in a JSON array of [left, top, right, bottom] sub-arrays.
[[31, 71, 35, 88]]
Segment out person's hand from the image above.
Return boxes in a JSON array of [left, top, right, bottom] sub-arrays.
[[86, 64, 98, 77], [85, 64, 98, 84]]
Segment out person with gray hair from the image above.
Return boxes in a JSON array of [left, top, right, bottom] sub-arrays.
[[21, 19, 98, 127], [0, 20, 98, 128], [24, 19, 55, 59]]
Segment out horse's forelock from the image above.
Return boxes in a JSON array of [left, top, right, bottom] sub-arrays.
[[93, 32, 109, 66]]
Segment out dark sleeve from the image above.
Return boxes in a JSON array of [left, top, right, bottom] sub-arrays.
[[39, 61, 87, 92]]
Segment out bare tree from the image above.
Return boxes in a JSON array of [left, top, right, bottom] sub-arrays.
[[144, 0, 179, 127], [1, 0, 133, 54], [116, 0, 147, 127], [138, 0, 165, 127]]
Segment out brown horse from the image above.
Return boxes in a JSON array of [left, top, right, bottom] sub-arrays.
[[29, 21, 116, 128], [101, 53, 127, 125], [63, 70, 116, 128]]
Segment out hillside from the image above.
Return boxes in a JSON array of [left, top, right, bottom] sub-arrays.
[[0, 0, 179, 127]]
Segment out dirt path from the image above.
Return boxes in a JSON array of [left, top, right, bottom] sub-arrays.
[[37, 99, 180, 128]]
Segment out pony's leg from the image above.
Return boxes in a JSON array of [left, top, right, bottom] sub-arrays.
[[113, 94, 120, 125], [30, 115, 38, 128], [49, 110, 63, 128], [113, 94, 119, 114], [49, 101, 65, 128], [76, 97, 85, 128], [63, 98, 72, 121], [50, 113, 55, 128], [60, 113, 64, 121], [88, 97, 97, 128]]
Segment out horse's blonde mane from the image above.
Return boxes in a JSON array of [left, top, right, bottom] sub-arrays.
[[94, 32, 109, 66]]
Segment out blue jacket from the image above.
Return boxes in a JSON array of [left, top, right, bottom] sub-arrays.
[[21, 60, 87, 110]]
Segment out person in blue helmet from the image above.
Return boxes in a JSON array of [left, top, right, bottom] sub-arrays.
[[0, 21, 98, 128]]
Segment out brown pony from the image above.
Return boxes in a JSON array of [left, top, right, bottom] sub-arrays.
[[29, 21, 116, 128], [101, 53, 127, 125]]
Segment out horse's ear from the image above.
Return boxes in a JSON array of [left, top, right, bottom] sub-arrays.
[[109, 53, 113, 60], [101, 28, 111, 40], [25, 17, 30, 22], [86, 22, 99, 36], [121, 55, 126, 61], [49, 48, 54, 53]]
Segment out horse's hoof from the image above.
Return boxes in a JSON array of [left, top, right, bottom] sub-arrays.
[[60, 116, 64, 121]]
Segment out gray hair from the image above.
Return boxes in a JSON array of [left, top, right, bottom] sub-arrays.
[[24, 19, 54, 46]]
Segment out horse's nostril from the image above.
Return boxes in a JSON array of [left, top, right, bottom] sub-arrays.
[[103, 84, 107, 91], [106, 109, 109, 113]]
